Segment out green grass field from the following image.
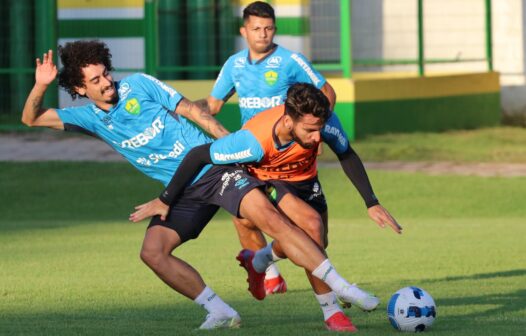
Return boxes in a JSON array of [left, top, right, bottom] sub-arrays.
[[320, 127, 526, 163], [1, 162, 525, 335]]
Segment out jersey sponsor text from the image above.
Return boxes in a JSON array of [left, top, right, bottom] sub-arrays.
[[141, 73, 178, 97], [324, 124, 348, 147], [213, 149, 252, 162], [239, 96, 282, 109], [121, 117, 164, 149], [291, 54, 321, 86]]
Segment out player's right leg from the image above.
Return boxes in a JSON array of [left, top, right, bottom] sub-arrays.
[[232, 216, 287, 295], [140, 197, 240, 330], [270, 193, 358, 331]]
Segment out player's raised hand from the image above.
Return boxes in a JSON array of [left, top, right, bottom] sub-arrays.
[[129, 198, 169, 222], [35, 50, 57, 86], [367, 204, 402, 234]]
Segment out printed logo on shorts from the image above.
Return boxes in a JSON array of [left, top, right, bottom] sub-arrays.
[[125, 98, 141, 115], [219, 170, 249, 196], [266, 185, 277, 202], [308, 182, 323, 201], [264, 71, 278, 86]]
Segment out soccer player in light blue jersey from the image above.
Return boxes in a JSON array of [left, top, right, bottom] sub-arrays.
[[200, 1, 337, 296], [21, 40, 364, 330]]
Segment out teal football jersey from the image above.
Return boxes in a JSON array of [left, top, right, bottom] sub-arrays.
[[211, 45, 326, 125], [56, 73, 213, 186]]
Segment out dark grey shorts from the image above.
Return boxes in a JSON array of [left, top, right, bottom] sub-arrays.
[[266, 176, 328, 215], [149, 165, 265, 242]]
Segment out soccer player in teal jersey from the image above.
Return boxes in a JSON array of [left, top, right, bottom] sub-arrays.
[[201, 1, 337, 297], [21, 40, 365, 330]]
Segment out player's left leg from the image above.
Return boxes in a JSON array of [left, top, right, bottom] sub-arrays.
[[140, 197, 240, 330]]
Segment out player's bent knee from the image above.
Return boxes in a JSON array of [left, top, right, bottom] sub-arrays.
[[140, 246, 163, 269], [302, 215, 324, 247]]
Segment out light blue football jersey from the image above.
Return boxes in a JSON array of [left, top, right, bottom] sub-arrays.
[[56, 73, 213, 186], [211, 45, 327, 125]]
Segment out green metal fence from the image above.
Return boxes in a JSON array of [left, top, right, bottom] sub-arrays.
[[0, 0, 494, 129], [352, 0, 493, 74]]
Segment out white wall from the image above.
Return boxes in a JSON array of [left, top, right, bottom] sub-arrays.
[[350, 0, 526, 116]]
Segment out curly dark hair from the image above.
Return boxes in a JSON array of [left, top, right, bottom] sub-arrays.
[[58, 40, 114, 100], [243, 1, 275, 23], [285, 83, 331, 123]]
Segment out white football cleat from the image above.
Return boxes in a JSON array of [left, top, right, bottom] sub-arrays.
[[338, 284, 380, 312], [198, 312, 241, 330]]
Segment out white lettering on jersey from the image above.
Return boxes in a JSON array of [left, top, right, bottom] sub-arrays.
[[140, 73, 178, 97], [121, 117, 165, 149], [136, 141, 186, 166], [266, 56, 282, 68], [291, 54, 321, 86], [234, 57, 246, 68], [239, 96, 282, 109], [324, 124, 348, 148], [118, 82, 132, 100], [213, 149, 252, 162]]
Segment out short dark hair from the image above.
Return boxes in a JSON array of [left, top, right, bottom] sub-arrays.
[[285, 83, 331, 123], [243, 1, 275, 23], [58, 40, 114, 100]]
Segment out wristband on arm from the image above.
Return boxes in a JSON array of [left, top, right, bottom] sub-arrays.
[[336, 145, 380, 208]]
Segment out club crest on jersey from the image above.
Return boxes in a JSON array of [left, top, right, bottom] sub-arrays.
[[264, 71, 278, 86], [125, 98, 141, 115], [266, 56, 282, 68]]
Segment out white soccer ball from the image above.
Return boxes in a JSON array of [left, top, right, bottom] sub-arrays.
[[387, 286, 436, 332]]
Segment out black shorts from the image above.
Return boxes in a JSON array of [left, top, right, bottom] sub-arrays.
[[149, 165, 265, 242], [266, 176, 328, 215]]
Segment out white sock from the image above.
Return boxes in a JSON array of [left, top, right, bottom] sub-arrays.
[[253, 243, 275, 273], [194, 286, 236, 317], [312, 259, 351, 292], [315, 291, 343, 321], [265, 263, 280, 280]]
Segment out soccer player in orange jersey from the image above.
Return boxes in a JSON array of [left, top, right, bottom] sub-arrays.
[[131, 83, 402, 332]]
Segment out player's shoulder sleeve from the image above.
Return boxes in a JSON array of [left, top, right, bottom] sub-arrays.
[[131, 73, 184, 111], [210, 129, 264, 164], [211, 54, 237, 101], [321, 112, 350, 154], [55, 104, 97, 135], [286, 50, 326, 89]]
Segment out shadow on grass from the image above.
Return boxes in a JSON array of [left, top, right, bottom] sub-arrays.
[[410, 270, 526, 334], [0, 299, 335, 336], [423, 269, 526, 283]]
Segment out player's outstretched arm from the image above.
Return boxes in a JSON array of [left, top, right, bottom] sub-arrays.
[[21, 50, 63, 130], [176, 98, 229, 139], [337, 145, 402, 234]]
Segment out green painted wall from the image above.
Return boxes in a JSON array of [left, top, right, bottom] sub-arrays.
[[354, 93, 500, 139]]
